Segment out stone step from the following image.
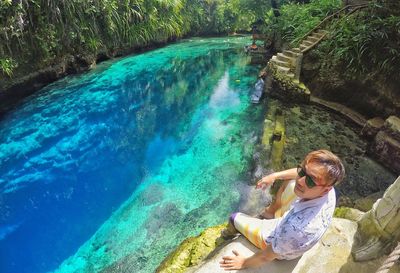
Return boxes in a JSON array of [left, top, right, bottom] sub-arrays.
[[306, 36, 319, 43], [316, 29, 328, 35], [307, 35, 324, 41], [286, 72, 295, 78], [300, 44, 308, 50], [282, 50, 300, 58], [277, 53, 296, 64], [311, 32, 325, 39], [276, 65, 291, 73], [309, 34, 323, 41], [271, 56, 291, 68], [302, 40, 314, 47], [292, 48, 301, 53]]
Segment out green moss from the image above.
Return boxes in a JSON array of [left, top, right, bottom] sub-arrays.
[[156, 224, 226, 273], [262, 119, 275, 148], [334, 206, 365, 222], [334, 206, 353, 218], [271, 113, 285, 171], [261, 102, 277, 156], [267, 62, 311, 103]]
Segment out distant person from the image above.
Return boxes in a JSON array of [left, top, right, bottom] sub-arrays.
[[220, 150, 345, 270], [250, 40, 258, 50]]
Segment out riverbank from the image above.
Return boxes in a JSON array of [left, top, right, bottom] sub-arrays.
[[0, 39, 166, 117], [0, 33, 252, 119]]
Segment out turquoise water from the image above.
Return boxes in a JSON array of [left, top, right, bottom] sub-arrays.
[[0, 37, 265, 273]]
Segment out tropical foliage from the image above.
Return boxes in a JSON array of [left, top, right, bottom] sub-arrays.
[[318, 1, 400, 78], [0, 0, 268, 78], [0, 58, 17, 77], [262, 0, 341, 45], [1, 0, 398, 81], [263, 0, 400, 79]]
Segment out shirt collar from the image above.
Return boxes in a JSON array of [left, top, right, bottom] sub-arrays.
[[292, 188, 335, 213]]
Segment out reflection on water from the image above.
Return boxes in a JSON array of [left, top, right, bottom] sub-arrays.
[[0, 37, 265, 273]]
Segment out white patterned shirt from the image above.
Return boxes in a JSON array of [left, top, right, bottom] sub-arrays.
[[264, 188, 336, 260]]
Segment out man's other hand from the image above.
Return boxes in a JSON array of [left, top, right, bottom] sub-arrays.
[[219, 250, 246, 271]]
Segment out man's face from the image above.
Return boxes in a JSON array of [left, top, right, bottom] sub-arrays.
[[294, 162, 332, 200]]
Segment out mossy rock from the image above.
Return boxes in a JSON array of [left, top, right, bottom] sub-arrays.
[[271, 113, 285, 171], [266, 63, 310, 103], [156, 224, 226, 273], [334, 206, 364, 222]]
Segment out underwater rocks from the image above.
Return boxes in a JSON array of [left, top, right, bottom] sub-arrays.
[[143, 202, 183, 235], [138, 183, 164, 206], [272, 100, 395, 204]]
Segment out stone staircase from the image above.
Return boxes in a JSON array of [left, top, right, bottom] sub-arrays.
[[265, 3, 369, 100], [269, 29, 328, 81]]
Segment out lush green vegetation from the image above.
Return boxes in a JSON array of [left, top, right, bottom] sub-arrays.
[[266, 0, 341, 45], [263, 0, 400, 79], [0, 0, 264, 78], [1, 0, 399, 83], [318, 1, 400, 78]]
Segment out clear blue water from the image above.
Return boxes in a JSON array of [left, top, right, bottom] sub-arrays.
[[0, 37, 265, 273]]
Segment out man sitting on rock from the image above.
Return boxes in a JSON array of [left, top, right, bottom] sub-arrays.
[[220, 150, 345, 270]]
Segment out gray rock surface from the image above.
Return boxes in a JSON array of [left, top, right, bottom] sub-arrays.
[[353, 176, 400, 261]]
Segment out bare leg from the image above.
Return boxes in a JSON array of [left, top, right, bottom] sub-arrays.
[[259, 180, 290, 219], [221, 213, 240, 239]]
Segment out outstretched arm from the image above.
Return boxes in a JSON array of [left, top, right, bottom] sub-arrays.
[[256, 168, 297, 189], [219, 244, 278, 271]]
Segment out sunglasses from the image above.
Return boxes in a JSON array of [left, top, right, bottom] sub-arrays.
[[297, 165, 317, 188]]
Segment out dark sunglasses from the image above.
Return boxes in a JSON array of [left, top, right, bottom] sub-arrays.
[[297, 165, 317, 188]]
